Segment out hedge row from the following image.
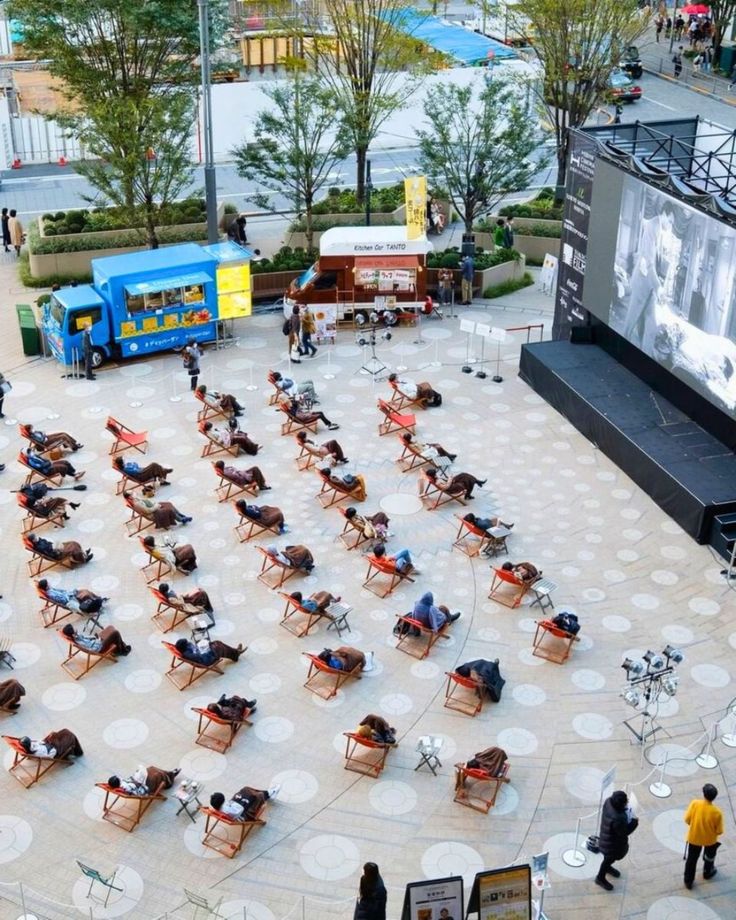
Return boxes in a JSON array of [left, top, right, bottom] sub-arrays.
[[28, 221, 209, 255], [41, 198, 209, 236]]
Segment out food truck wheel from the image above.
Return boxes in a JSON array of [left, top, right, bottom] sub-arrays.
[[90, 347, 106, 369]]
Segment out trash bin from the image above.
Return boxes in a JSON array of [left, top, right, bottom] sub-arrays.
[[16, 303, 41, 356], [718, 44, 735, 77], [461, 232, 476, 258]]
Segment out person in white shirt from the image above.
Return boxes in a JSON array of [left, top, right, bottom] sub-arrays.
[[209, 784, 280, 821]]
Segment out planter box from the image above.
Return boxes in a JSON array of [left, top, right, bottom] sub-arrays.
[[427, 255, 526, 298], [28, 238, 208, 281], [473, 231, 559, 264]]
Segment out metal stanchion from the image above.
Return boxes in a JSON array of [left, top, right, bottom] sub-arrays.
[[649, 752, 672, 798], [696, 723, 719, 769], [562, 817, 586, 867], [169, 371, 182, 403], [246, 364, 258, 391]]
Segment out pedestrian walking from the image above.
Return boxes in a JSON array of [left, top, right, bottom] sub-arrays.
[[1, 207, 10, 252], [460, 253, 474, 305], [673, 47, 683, 78], [438, 266, 453, 306], [729, 65, 736, 91], [614, 102, 623, 124], [183, 337, 201, 391], [674, 15, 684, 40], [503, 215, 515, 249], [300, 305, 317, 357], [81, 323, 95, 380], [8, 209, 23, 256], [683, 783, 724, 890], [655, 17, 663, 41], [594, 790, 638, 891], [0, 369, 11, 417], [353, 862, 387, 920], [665, 16, 672, 38], [701, 45, 713, 73], [288, 303, 302, 360]]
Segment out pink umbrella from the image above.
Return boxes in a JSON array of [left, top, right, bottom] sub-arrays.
[[679, 4, 711, 13]]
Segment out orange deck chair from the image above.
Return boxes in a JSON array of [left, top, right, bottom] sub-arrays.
[[256, 546, 301, 590], [302, 652, 362, 700], [191, 706, 253, 753], [234, 505, 281, 543], [444, 671, 485, 717], [17, 493, 66, 534], [162, 640, 227, 691], [278, 403, 319, 437], [105, 417, 148, 457], [17, 451, 64, 488], [198, 420, 239, 459], [419, 470, 466, 511], [388, 378, 426, 412], [212, 461, 256, 502], [532, 619, 580, 664], [362, 554, 415, 598], [58, 628, 118, 680], [95, 780, 166, 832], [343, 732, 393, 778], [454, 761, 510, 814], [394, 614, 450, 660], [377, 399, 416, 437], [200, 802, 266, 858], [2, 735, 75, 788], [138, 536, 173, 584], [488, 567, 533, 609]]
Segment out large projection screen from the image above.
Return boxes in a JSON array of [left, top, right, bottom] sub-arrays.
[[584, 167, 736, 417]]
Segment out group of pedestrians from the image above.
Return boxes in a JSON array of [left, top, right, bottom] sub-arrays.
[[1, 206, 23, 255]]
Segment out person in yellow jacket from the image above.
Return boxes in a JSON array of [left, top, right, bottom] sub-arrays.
[[684, 783, 724, 889]]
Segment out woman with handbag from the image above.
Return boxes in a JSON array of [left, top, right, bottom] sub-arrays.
[[8, 209, 23, 256], [354, 862, 386, 920]]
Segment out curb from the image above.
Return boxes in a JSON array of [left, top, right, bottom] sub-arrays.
[[642, 65, 736, 106]]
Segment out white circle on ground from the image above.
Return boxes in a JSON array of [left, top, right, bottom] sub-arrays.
[[648, 743, 699, 777], [254, 716, 294, 744], [512, 684, 546, 706], [0, 815, 33, 864], [72, 864, 144, 918], [183, 820, 220, 860], [602, 615, 631, 633], [571, 669, 606, 691], [572, 713, 613, 740], [542, 832, 599, 880], [661, 625, 693, 645], [269, 769, 319, 804], [299, 834, 361, 881], [497, 727, 538, 755], [248, 672, 282, 694], [410, 660, 440, 680], [379, 693, 413, 716], [218, 902, 276, 920], [380, 493, 423, 515], [632, 593, 660, 610], [690, 664, 730, 688], [103, 718, 149, 749], [42, 682, 87, 711], [421, 842, 484, 889], [369, 781, 418, 816], [652, 810, 690, 854], [179, 748, 227, 781], [113, 603, 144, 622], [647, 897, 721, 920], [564, 766, 607, 803], [491, 783, 519, 815], [7, 643, 40, 669], [124, 669, 162, 694], [688, 597, 720, 617]]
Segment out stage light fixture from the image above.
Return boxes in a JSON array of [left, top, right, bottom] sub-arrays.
[[622, 657, 645, 677], [623, 688, 641, 708], [384, 311, 397, 327], [661, 675, 679, 697], [370, 311, 380, 325], [663, 645, 684, 664], [355, 314, 366, 326], [644, 650, 665, 671], [381, 331, 392, 341]]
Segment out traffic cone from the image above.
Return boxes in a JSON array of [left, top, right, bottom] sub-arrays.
[[11, 158, 21, 169], [58, 155, 67, 167]]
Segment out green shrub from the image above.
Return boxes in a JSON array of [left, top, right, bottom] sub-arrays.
[[223, 203, 238, 214], [427, 247, 518, 271], [483, 272, 534, 298], [41, 198, 208, 236], [525, 256, 544, 267], [28, 219, 209, 255], [251, 246, 316, 275], [18, 252, 93, 289], [513, 222, 562, 238]]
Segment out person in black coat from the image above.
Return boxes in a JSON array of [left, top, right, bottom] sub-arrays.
[[595, 789, 638, 890], [354, 861, 386, 920]]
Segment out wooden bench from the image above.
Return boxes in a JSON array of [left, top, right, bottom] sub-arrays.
[[419, 470, 466, 511], [17, 493, 66, 535], [532, 619, 579, 664], [234, 506, 281, 543], [295, 436, 319, 471], [444, 671, 484, 717], [377, 399, 416, 437], [2, 734, 74, 788], [343, 731, 393, 778], [396, 438, 434, 473], [362, 554, 414, 598], [488, 567, 534, 609], [138, 536, 173, 584], [256, 546, 301, 590], [454, 761, 510, 814], [302, 652, 362, 700], [394, 614, 450, 660], [192, 706, 253, 753], [198, 421, 239, 459], [123, 494, 155, 537], [194, 388, 230, 422], [388, 378, 425, 412], [95, 781, 166, 832], [17, 451, 64, 488], [278, 403, 318, 437], [200, 803, 266, 858], [162, 641, 225, 691], [22, 534, 74, 577], [212, 461, 256, 502], [106, 417, 148, 457], [58, 629, 117, 680]]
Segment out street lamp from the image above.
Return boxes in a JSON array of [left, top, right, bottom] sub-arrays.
[[197, 0, 219, 244]]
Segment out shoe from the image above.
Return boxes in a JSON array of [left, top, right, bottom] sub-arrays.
[[363, 651, 375, 673], [704, 868, 717, 880], [292, 359, 301, 364], [684, 880, 693, 890], [74, 471, 85, 480], [477, 478, 487, 487], [160, 480, 171, 486], [70, 502, 80, 510], [86, 375, 96, 380], [338, 457, 349, 464], [0, 413, 4, 418], [182, 516, 192, 524], [448, 611, 462, 623], [594, 877, 613, 891], [246, 699, 257, 710], [261, 485, 272, 491], [172, 768, 181, 777], [120, 644, 131, 656], [606, 867, 621, 878], [85, 552, 94, 562], [8, 702, 20, 710], [448, 453, 457, 462], [267, 784, 281, 799], [328, 423, 340, 430]]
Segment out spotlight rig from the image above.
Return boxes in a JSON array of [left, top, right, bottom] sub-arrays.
[[620, 645, 684, 744], [355, 310, 395, 379]]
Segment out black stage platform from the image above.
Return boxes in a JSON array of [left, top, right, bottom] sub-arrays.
[[519, 340, 736, 547]]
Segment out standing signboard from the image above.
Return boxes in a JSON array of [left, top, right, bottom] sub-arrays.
[[401, 875, 464, 920], [465, 865, 532, 920]]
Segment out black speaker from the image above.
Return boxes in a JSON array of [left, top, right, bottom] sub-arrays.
[[571, 326, 595, 344]]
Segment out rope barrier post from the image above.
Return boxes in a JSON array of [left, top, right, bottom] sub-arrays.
[[721, 706, 736, 747], [323, 341, 335, 381], [562, 817, 586, 867], [430, 336, 441, 368], [20, 881, 27, 917], [413, 308, 424, 345], [649, 752, 672, 798], [696, 722, 719, 769]]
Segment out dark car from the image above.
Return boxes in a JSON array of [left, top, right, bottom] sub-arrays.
[[621, 45, 643, 79], [608, 68, 643, 102]]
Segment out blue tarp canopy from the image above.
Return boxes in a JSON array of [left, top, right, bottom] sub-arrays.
[[391, 10, 517, 66]]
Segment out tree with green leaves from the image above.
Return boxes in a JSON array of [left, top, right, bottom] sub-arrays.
[[7, 0, 227, 247], [512, 0, 649, 192], [417, 78, 545, 233], [707, 0, 736, 53], [231, 77, 352, 250]]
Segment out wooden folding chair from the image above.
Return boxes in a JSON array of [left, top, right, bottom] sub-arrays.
[[295, 436, 319, 471], [235, 506, 281, 543], [2, 735, 73, 788], [256, 546, 299, 589], [396, 438, 433, 473], [192, 706, 252, 753], [532, 619, 579, 664], [316, 468, 353, 509], [198, 421, 239, 459], [419, 470, 466, 511], [17, 452, 64, 488], [212, 461, 256, 502], [302, 652, 362, 700], [278, 591, 324, 638], [17, 493, 66, 534], [200, 804, 266, 858], [162, 641, 224, 690], [267, 374, 284, 406], [454, 761, 510, 813], [22, 535, 72, 577], [0, 636, 16, 670], [377, 400, 416, 437], [36, 583, 101, 632], [362, 555, 414, 598], [337, 508, 371, 551], [18, 424, 54, 456], [444, 671, 484, 717], [138, 536, 173, 584], [278, 403, 319, 437], [95, 781, 166, 832], [343, 732, 393, 778], [106, 417, 148, 456], [194, 388, 230, 423], [453, 515, 493, 557], [394, 614, 450, 660], [58, 629, 117, 680], [388, 378, 425, 412], [113, 460, 148, 496], [149, 587, 190, 633], [488, 567, 531, 609], [123, 494, 155, 537]]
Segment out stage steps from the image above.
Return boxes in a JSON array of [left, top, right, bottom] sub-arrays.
[[709, 511, 736, 563]]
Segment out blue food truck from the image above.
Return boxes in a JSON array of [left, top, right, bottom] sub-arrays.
[[42, 242, 251, 368]]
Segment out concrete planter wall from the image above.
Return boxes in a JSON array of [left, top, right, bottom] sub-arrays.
[[474, 230, 560, 264], [427, 255, 526, 297]]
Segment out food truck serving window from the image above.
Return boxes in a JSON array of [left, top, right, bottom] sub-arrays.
[[124, 271, 211, 315]]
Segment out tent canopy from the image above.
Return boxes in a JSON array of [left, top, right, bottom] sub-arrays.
[[390, 10, 517, 66]]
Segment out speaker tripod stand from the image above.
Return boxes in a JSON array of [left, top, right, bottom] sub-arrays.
[[357, 331, 388, 380]]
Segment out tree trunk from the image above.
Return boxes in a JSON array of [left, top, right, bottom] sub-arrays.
[[355, 145, 367, 206], [555, 139, 568, 202], [145, 199, 159, 250], [304, 195, 314, 251]]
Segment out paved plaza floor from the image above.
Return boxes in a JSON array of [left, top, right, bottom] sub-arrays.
[[0, 277, 733, 920]]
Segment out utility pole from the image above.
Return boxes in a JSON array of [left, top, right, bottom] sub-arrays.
[[365, 158, 373, 227], [198, 0, 219, 244]]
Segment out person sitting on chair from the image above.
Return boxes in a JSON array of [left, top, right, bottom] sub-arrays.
[[424, 467, 486, 500], [456, 659, 505, 701], [400, 432, 456, 472], [27, 532, 93, 566], [19, 729, 84, 760], [388, 373, 442, 408], [373, 542, 419, 575], [196, 384, 244, 417], [143, 535, 197, 573], [235, 500, 286, 534], [502, 560, 540, 583], [264, 543, 315, 573], [23, 449, 85, 482], [124, 489, 192, 529], [357, 714, 397, 745], [174, 636, 244, 665], [206, 694, 257, 721], [344, 506, 389, 543], [209, 784, 280, 821], [20, 482, 80, 520], [21, 424, 82, 452], [289, 589, 340, 614], [270, 370, 318, 404], [0, 678, 25, 711], [457, 746, 508, 783], [157, 582, 214, 624], [317, 646, 367, 672], [107, 765, 180, 795], [319, 467, 367, 502], [61, 622, 131, 656], [281, 396, 339, 431], [37, 578, 106, 614], [296, 430, 347, 464], [463, 512, 514, 533], [202, 420, 260, 456], [213, 459, 270, 492], [113, 455, 172, 486], [411, 591, 461, 630]]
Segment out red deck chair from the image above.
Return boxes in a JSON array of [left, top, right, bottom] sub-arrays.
[[394, 614, 450, 660], [419, 470, 466, 511], [198, 420, 239, 459], [17, 493, 65, 534], [279, 591, 324, 638], [343, 732, 393, 778], [256, 546, 301, 590], [362, 554, 415, 598], [302, 652, 362, 700], [315, 468, 357, 509], [377, 399, 416, 437], [532, 619, 579, 664], [278, 403, 319, 437], [488, 567, 532, 609], [234, 505, 281, 543], [58, 629, 117, 680], [267, 373, 284, 406], [36, 583, 102, 631], [22, 534, 72, 577], [453, 515, 493, 557], [212, 461, 256, 502], [337, 507, 372, 551], [17, 452, 64, 488], [388, 378, 425, 412], [200, 803, 266, 858], [162, 641, 226, 691], [395, 437, 434, 473], [95, 781, 166, 832], [112, 460, 148, 496], [191, 706, 253, 753], [2, 734, 75, 788], [295, 436, 319, 471], [138, 536, 173, 584], [105, 417, 148, 457], [18, 424, 53, 456], [454, 761, 510, 813], [123, 494, 155, 538], [194, 388, 230, 422], [444, 671, 484, 717], [149, 586, 191, 633]]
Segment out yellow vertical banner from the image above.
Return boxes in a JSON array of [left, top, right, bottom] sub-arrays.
[[404, 176, 427, 241]]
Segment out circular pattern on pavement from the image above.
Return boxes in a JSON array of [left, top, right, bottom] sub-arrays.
[[647, 897, 722, 920], [299, 834, 361, 881], [421, 842, 484, 888], [102, 718, 149, 749], [269, 770, 319, 805], [71, 865, 144, 918], [368, 780, 418, 816], [0, 816, 33, 864], [572, 713, 613, 740], [41, 682, 87, 711], [379, 493, 424, 515]]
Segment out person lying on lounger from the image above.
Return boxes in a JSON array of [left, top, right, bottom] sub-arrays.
[[388, 373, 442, 407], [296, 430, 347, 464], [209, 784, 280, 821], [196, 384, 244, 417], [423, 467, 486, 500], [114, 455, 172, 486], [206, 694, 257, 721], [107, 765, 180, 795], [61, 623, 130, 656], [235, 500, 286, 533], [319, 467, 366, 502], [213, 460, 269, 490], [27, 532, 93, 566], [264, 543, 314, 573], [21, 423, 82, 452], [143, 535, 197, 573], [124, 489, 192, 528], [357, 714, 397, 745], [19, 729, 83, 760], [174, 637, 244, 665], [372, 543, 419, 575], [202, 421, 260, 456], [23, 449, 85, 482], [37, 579, 106, 614]]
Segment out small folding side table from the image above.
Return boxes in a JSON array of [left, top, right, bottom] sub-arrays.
[[326, 602, 352, 637], [415, 735, 443, 775], [174, 779, 204, 822], [190, 617, 212, 643]]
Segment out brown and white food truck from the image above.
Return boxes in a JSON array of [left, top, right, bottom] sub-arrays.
[[284, 226, 433, 324]]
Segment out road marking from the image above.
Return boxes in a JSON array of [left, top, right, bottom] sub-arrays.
[[646, 98, 677, 111]]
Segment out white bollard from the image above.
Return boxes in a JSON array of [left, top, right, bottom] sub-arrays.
[[562, 817, 587, 867], [721, 707, 736, 748], [649, 752, 672, 798], [696, 723, 719, 769]]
